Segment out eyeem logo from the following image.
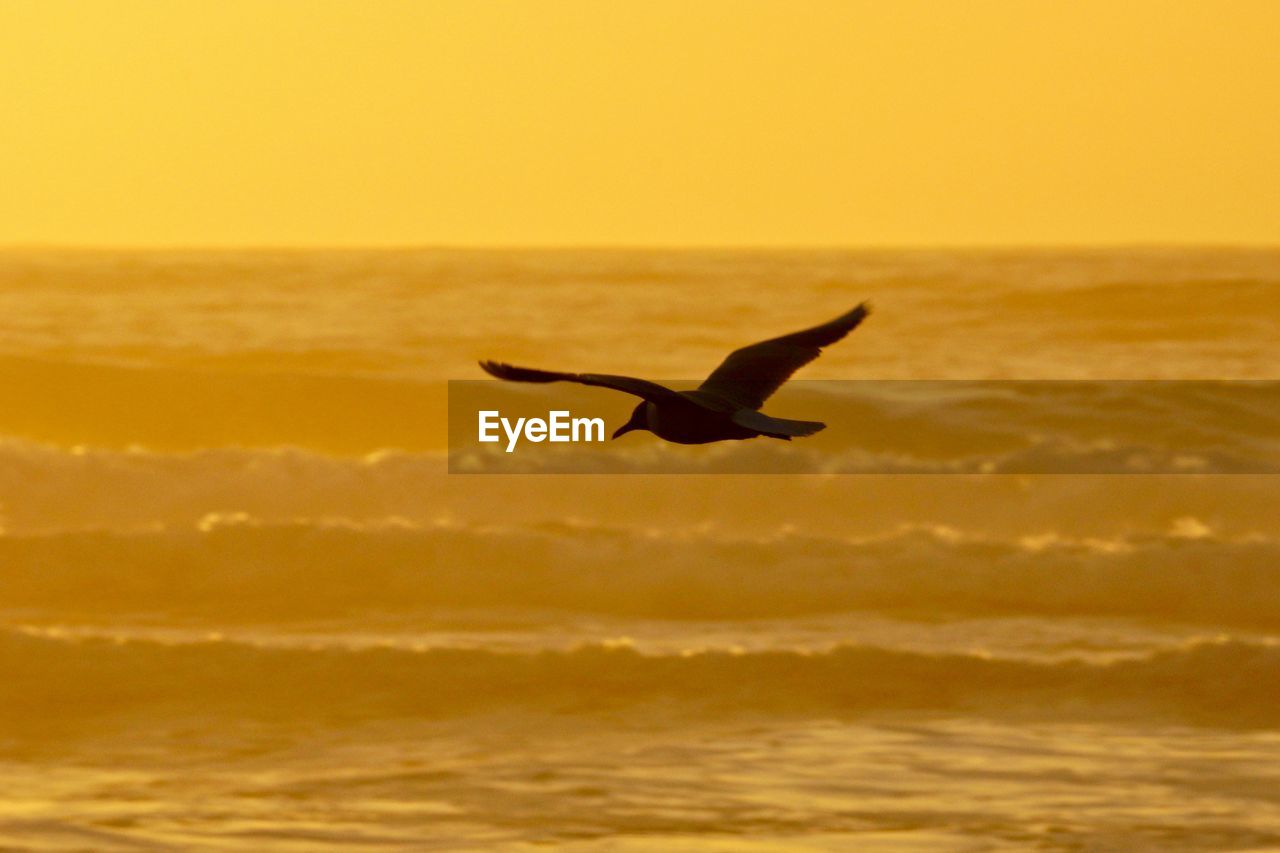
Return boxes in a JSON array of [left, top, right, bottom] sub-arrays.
[[478, 410, 606, 453]]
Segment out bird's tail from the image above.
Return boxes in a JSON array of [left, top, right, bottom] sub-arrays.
[[731, 409, 826, 438], [479, 360, 569, 383]]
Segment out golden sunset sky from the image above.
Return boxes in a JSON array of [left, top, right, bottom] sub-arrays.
[[2, 0, 1277, 246]]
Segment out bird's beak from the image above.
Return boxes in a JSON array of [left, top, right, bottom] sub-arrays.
[[611, 422, 636, 440]]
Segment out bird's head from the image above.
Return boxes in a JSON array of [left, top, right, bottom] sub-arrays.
[[612, 402, 650, 439]]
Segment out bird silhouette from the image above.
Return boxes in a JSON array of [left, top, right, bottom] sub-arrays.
[[479, 302, 871, 444]]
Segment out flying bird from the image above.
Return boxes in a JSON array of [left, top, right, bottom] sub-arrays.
[[479, 302, 871, 444]]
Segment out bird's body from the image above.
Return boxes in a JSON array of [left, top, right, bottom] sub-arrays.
[[635, 392, 766, 444], [480, 303, 870, 445]]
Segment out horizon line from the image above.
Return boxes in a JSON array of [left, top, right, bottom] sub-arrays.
[[2, 240, 1279, 254]]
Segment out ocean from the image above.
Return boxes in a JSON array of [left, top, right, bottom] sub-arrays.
[[1, 247, 1278, 850]]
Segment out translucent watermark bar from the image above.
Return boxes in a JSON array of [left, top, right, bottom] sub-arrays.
[[447, 380, 1280, 475]]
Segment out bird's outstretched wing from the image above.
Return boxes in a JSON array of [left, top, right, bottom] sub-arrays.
[[698, 303, 871, 410], [479, 361, 684, 405]]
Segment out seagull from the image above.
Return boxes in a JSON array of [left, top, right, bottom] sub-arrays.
[[479, 302, 871, 444]]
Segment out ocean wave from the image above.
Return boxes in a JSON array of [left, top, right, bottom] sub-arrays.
[[1, 631, 1275, 729], [2, 521, 1278, 629], [5, 437, 1278, 537], [0, 355, 448, 452], [448, 380, 1280, 474], [5, 249, 1279, 395], [451, 438, 1280, 475], [1, 346, 1276, 466]]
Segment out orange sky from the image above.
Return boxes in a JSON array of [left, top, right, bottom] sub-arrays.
[[2, 0, 1277, 246]]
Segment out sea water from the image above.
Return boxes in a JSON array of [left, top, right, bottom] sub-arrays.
[[0, 247, 1278, 850]]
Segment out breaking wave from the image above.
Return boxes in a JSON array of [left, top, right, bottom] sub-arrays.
[[3, 521, 1279, 629], [451, 379, 1280, 474], [1, 630, 1275, 729]]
